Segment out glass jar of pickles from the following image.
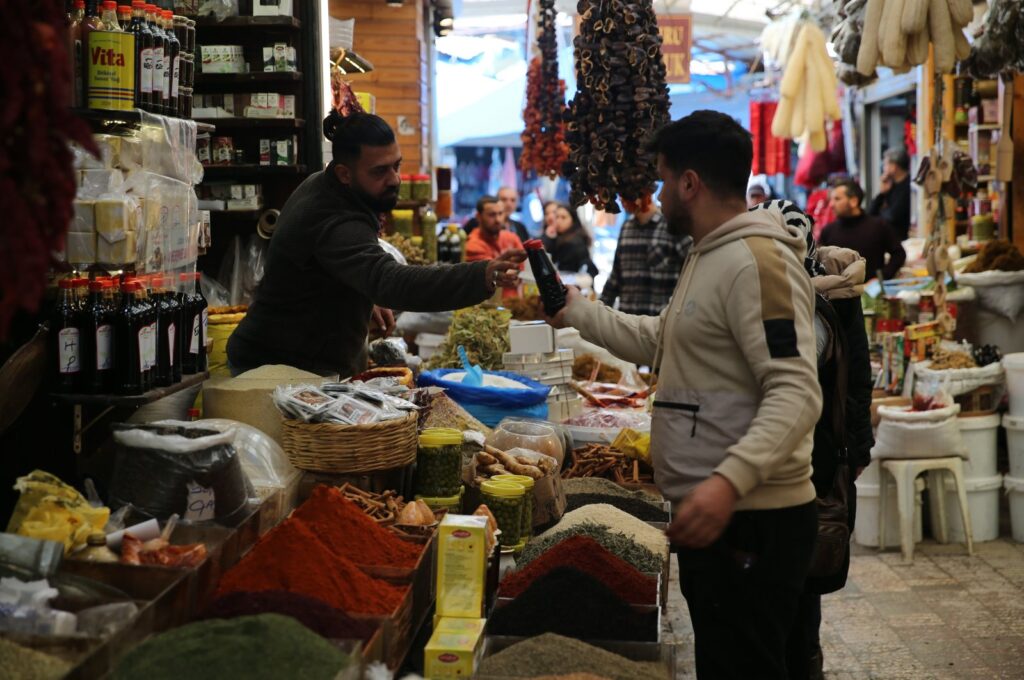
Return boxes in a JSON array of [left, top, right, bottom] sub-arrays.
[[481, 480, 524, 548], [492, 474, 535, 544], [415, 428, 464, 498], [412, 174, 432, 201], [398, 175, 413, 201]]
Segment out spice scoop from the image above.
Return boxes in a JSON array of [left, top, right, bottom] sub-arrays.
[[457, 345, 485, 386]]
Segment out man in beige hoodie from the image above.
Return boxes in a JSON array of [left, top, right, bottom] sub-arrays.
[[549, 111, 822, 678]]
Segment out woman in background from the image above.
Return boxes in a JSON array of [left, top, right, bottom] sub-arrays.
[[548, 203, 598, 276]]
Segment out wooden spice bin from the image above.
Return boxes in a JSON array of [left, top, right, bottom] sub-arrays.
[[489, 600, 662, 644], [349, 584, 414, 669]]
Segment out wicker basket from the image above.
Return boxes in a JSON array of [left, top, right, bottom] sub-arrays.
[[280, 411, 418, 473]]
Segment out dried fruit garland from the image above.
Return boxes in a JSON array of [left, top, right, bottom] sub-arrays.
[[0, 0, 97, 340], [520, 0, 568, 178], [564, 0, 670, 214]]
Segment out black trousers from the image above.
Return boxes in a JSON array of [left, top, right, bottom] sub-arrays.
[[785, 592, 822, 680], [677, 501, 818, 680]]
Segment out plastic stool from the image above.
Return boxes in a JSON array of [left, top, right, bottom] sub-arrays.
[[878, 457, 974, 563]]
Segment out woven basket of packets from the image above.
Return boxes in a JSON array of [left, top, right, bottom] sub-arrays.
[[274, 384, 419, 473]]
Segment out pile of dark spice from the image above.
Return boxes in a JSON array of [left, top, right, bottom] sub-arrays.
[[477, 633, 664, 680], [501, 535, 657, 604], [519, 524, 663, 574], [565, 493, 668, 522], [110, 614, 352, 680], [488, 567, 658, 642], [201, 590, 380, 642]]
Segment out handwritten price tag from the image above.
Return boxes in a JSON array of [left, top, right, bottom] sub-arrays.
[[184, 482, 216, 522]]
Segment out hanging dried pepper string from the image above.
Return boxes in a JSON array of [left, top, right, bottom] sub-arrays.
[[519, 0, 568, 178], [0, 0, 98, 340]]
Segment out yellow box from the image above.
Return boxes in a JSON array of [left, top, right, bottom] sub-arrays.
[[86, 31, 136, 111], [355, 91, 376, 114], [423, 617, 485, 679], [436, 514, 487, 619]]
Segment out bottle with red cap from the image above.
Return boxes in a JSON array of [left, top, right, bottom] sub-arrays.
[[153, 275, 182, 386], [180, 272, 208, 373], [162, 9, 180, 116], [82, 280, 116, 393], [115, 280, 143, 394], [522, 239, 567, 316], [128, 0, 153, 110], [51, 279, 85, 393], [146, 3, 166, 114]]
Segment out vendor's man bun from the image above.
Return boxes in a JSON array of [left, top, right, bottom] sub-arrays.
[[323, 110, 396, 164]]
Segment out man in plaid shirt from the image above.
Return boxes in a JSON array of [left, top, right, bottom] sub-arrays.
[[600, 206, 692, 315]]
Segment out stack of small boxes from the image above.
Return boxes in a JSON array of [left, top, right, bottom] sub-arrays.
[[424, 515, 489, 678], [503, 321, 582, 422]]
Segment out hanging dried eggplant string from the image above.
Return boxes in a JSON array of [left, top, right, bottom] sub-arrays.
[[520, 0, 569, 178], [564, 0, 670, 214]]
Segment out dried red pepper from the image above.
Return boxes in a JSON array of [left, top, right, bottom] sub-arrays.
[[0, 1, 98, 340], [519, 0, 568, 178]]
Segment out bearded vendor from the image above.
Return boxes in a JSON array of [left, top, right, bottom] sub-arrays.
[[227, 111, 525, 377]]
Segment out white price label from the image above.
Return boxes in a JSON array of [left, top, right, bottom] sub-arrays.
[[96, 324, 113, 370], [189, 313, 200, 354], [184, 481, 216, 522], [168, 322, 176, 366], [58, 328, 81, 374]]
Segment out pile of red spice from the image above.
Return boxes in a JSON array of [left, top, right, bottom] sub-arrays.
[[499, 535, 658, 605], [216, 518, 406, 615], [291, 485, 422, 568]]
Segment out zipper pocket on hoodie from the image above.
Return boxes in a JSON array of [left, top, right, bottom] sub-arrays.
[[652, 400, 700, 437]]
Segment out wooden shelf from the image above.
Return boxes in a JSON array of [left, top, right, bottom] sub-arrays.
[[196, 15, 301, 29], [194, 117, 305, 129], [51, 371, 209, 408], [194, 72, 303, 87], [329, 48, 374, 75], [202, 164, 308, 179]]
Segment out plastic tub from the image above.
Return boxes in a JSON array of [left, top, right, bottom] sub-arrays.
[[933, 474, 1003, 543], [956, 414, 1001, 478], [1004, 353, 1024, 417], [1005, 414, 1024, 479], [853, 479, 923, 548], [415, 487, 464, 513], [1005, 476, 1024, 543]]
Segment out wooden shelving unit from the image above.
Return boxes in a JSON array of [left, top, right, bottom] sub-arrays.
[[191, 1, 323, 280]]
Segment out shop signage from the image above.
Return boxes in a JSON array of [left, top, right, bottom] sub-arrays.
[[659, 14, 692, 84]]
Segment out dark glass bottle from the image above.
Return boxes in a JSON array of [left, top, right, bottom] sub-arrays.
[[153, 277, 176, 386], [161, 276, 183, 383], [180, 272, 207, 373], [115, 281, 143, 395], [146, 3, 165, 114], [83, 280, 116, 393], [162, 9, 180, 116], [136, 279, 156, 391], [523, 239, 567, 316], [192, 273, 208, 372], [129, 0, 153, 110], [51, 279, 84, 393]]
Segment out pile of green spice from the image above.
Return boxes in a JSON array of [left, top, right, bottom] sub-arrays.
[[562, 477, 660, 501], [110, 614, 352, 680], [537, 505, 668, 559], [518, 524, 663, 573], [477, 633, 665, 680], [0, 638, 70, 680]]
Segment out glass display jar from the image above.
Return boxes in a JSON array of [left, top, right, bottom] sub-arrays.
[[412, 174, 432, 201], [398, 175, 413, 201], [391, 209, 415, 238], [415, 428, 464, 498], [492, 474, 535, 543], [486, 420, 564, 467], [480, 480, 524, 548]]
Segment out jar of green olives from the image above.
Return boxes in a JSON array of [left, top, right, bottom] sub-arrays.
[[492, 474, 535, 546], [415, 428, 464, 498], [481, 480, 525, 548]]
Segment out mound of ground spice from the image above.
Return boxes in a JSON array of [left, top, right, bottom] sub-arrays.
[[201, 591, 381, 642], [291, 485, 421, 568], [477, 633, 664, 680], [500, 535, 657, 604], [565, 493, 668, 522], [216, 518, 405, 615], [488, 567, 658, 642]]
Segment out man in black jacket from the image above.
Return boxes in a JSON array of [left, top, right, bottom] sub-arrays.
[[820, 180, 906, 280], [228, 112, 524, 377], [869, 148, 912, 241]]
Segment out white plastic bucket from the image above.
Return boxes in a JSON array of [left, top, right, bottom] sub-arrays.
[[1004, 353, 1024, 418], [934, 474, 1003, 543], [1005, 414, 1024, 479], [854, 479, 923, 548], [956, 414, 1001, 478], [1005, 476, 1024, 543]]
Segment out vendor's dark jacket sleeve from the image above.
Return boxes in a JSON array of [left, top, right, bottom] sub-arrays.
[[868, 177, 911, 241], [228, 166, 490, 377]]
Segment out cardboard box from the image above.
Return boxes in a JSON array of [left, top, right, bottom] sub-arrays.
[[436, 515, 488, 619], [94, 198, 132, 241], [66, 232, 97, 263], [70, 200, 96, 234], [423, 617, 486, 679], [259, 139, 272, 165], [280, 95, 295, 118], [263, 47, 274, 72], [97, 230, 136, 265]]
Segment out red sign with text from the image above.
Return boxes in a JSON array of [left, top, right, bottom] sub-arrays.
[[659, 15, 692, 84]]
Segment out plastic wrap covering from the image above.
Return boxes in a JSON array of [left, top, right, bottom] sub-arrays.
[[109, 422, 252, 524], [136, 111, 203, 185], [172, 418, 299, 492], [217, 234, 268, 306]]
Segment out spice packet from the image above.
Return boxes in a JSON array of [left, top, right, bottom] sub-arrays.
[[324, 394, 383, 425], [273, 385, 335, 422]]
